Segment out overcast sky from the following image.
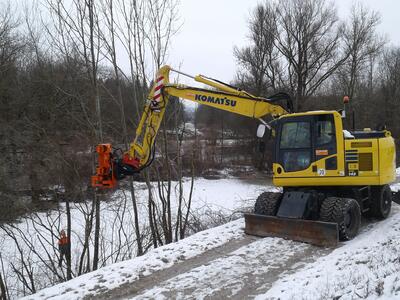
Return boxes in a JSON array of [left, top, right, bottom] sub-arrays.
[[167, 0, 400, 84]]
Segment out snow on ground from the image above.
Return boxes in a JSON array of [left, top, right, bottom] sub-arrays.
[[12, 169, 400, 299], [114, 177, 271, 216], [4, 177, 270, 299], [29, 203, 400, 300], [390, 167, 400, 191], [256, 204, 400, 300], [129, 237, 312, 300], [22, 219, 245, 300], [390, 182, 400, 192], [187, 177, 276, 213]]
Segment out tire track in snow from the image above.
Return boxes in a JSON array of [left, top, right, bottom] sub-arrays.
[[127, 238, 330, 299], [88, 235, 258, 300]]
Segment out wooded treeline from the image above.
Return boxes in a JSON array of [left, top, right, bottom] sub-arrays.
[[204, 0, 400, 147], [199, 0, 400, 171], [0, 0, 400, 298], [233, 0, 400, 134], [0, 0, 197, 298]]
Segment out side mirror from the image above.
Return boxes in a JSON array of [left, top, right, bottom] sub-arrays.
[[256, 124, 266, 138]]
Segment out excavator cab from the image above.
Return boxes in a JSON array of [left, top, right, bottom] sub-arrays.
[[273, 111, 344, 181]]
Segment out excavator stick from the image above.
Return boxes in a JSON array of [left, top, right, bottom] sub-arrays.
[[244, 213, 338, 247], [91, 144, 117, 189]]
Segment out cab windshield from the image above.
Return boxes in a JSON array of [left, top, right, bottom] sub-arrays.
[[279, 121, 311, 172]]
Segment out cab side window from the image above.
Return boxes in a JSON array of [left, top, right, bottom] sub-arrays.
[[316, 115, 335, 146], [280, 122, 311, 149]]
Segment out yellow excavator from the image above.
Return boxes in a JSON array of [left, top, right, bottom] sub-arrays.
[[92, 65, 397, 247]]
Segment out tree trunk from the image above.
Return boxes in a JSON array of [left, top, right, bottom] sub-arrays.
[[129, 179, 143, 256], [92, 193, 100, 270], [66, 197, 72, 279], [0, 272, 7, 300]]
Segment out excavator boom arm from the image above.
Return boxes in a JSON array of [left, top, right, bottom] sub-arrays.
[[92, 65, 289, 188], [164, 85, 287, 118]]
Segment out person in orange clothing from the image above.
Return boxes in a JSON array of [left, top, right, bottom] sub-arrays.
[[58, 229, 70, 267]]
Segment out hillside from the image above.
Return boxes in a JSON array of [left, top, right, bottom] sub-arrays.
[[24, 200, 400, 299]]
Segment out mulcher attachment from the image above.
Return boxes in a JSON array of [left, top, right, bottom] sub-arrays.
[[91, 144, 142, 189], [91, 144, 117, 189], [244, 213, 338, 247]]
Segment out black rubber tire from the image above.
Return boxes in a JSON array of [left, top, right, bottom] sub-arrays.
[[370, 185, 392, 219], [320, 197, 361, 241], [254, 192, 282, 216]]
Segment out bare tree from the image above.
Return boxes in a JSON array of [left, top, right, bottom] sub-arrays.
[[234, 4, 283, 95], [0, 274, 7, 300], [125, 0, 181, 247], [0, 2, 28, 206], [1, 225, 36, 296], [275, 0, 349, 110], [45, 0, 105, 271], [0, 250, 8, 300], [99, 0, 146, 257], [236, 0, 348, 111], [147, 0, 181, 245], [0, 2, 23, 72], [378, 47, 400, 135], [336, 3, 385, 100]]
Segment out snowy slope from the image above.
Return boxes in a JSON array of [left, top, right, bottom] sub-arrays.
[[19, 171, 400, 299], [2, 177, 270, 299], [21, 219, 246, 300], [23, 204, 400, 300]]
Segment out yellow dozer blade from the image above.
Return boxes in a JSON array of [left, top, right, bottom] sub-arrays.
[[244, 213, 338, 247]]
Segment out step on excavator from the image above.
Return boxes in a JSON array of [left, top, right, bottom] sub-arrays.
[[92, 65, 398, 247]]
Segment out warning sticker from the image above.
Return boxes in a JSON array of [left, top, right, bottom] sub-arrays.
[[316, 149, 328, 156]]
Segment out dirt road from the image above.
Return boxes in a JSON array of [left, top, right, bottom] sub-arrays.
[[90, 235, 330, 300]]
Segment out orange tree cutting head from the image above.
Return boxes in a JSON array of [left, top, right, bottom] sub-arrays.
[[91, 144, 117, 189]]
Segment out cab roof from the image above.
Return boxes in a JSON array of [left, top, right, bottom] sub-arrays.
[[280, 110, 340, 119]]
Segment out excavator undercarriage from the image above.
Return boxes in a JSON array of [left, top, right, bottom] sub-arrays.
[[244, 185, 393, 247]]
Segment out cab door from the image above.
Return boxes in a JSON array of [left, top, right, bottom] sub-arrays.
[[276, 116, 313, 173], [313, 114, 338, 177]]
